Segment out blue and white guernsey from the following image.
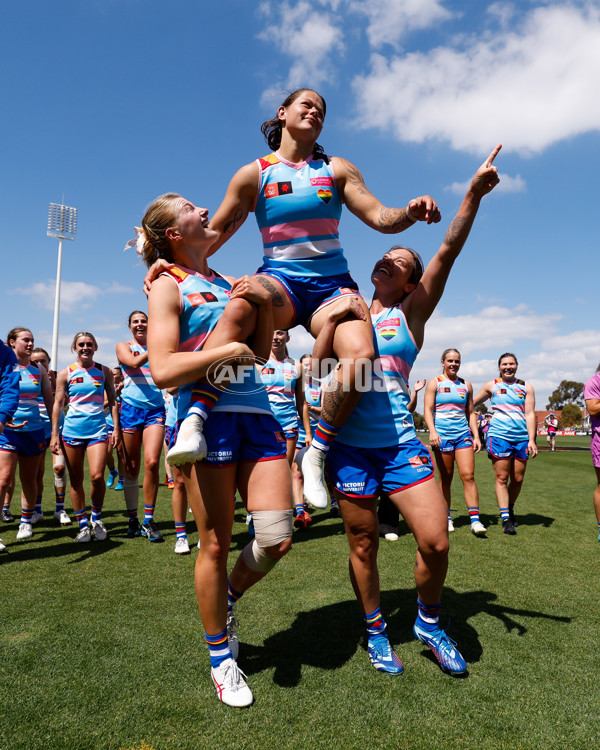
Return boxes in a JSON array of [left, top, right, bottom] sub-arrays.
[[260, 357, 299, 431], [13, 364, 44, 432], [433, 376, 469, 440], [62, 363, 107, 441], [159, 265, 272, 421], [298, 380, 321, 444], [337, 305, 419, 448], [120, 341, 164, 410], [488, 378, 528, 442], [254, 152, 348, 278]]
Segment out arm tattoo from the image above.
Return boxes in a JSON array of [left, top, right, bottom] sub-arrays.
[[222, 208, 243, 237], [256, 275, 285, 307], [443, 215, 468, 246], [378, 206, 413, 234], [340, 159, 373, 197]]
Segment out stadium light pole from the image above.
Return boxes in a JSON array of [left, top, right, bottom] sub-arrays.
[[47, 202, 78, 370]]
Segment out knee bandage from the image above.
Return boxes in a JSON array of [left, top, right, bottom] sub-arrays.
[[241, 509, 293, 572], [251, 509, 293, 548]]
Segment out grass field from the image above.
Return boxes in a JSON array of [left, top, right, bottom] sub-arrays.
[[1, 437, 598, 750]]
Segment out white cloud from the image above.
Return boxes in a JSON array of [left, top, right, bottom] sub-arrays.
[[352, 4, 600, 154], [12, 279, 136, 314], [13, 280, 102, 313], [348, 0, 452, 48], [258, 1, 345, 90], [288, 326, 316, 357], [446, 172, 526, 195], [106, 281, 136, 294]]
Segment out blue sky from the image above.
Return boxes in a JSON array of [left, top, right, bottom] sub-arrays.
[[1, 0, 599, 408]]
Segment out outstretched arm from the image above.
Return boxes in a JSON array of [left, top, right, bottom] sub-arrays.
[[142, 161, 259, 292], [404, 145, 502, 345], [407, 379, 426, 413], [207, 162, 259, 257], [333, 156, 441, 232], [473, 380, 494, 407]]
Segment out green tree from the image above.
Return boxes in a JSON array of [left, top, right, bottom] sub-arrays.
[[547, 380, 584, 410], [475, 403, 488, 414], [413, 411, 425, 430], [559, 403, 582, 428]]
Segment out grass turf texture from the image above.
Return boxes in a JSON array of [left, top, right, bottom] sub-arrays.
[[1, 438, 598, 749]]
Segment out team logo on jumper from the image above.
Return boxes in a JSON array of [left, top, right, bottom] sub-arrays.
[[70, 377, 84, 384], [409, 455, 430, 467], [265, 181, 293, 198], [274, 431, 286, 443], [186, 291, 218, 307], [514, 388, 526, 398], [261, 367, 275, 376], [310, 177, 334, 187], [379, 328, 397, 341], [458, 388, 467, 398], [441, 387, 451, 393], [496, 389, 507, 395], [317, 188, 332, 204], [377, 318, 401, 329], [91, 378, 103, 388]]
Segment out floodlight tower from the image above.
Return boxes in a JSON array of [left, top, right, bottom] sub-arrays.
[[47, 202, 78, 370]]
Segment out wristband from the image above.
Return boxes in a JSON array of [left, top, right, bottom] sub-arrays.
[[406, 204, 417, 222]]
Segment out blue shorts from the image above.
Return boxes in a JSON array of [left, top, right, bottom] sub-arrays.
[[120, 400, 166, 433], [165, 423, 177, 451], [436, 433, 474, 453], [62, 434, 108, 449], [282, 427, 299, 441], [0, 427, 46, 457], [200, 411, 287, 466], [487, 435, 529, 461], [255, 268, 360, 329], [327, 436, 435, 498]]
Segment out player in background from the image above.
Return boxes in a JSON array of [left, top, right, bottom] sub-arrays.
[[544, 411, 559, 452], [116, 311, 166, 542], [473, 353, 537, 535], [30, 347, 71, 526], [0, 337, 20, 551], [0, 328, 53, 542], [105, 366, 124, 491], [583, 366, 600, 541], [424, 349, 485, 536], [51, 332, 120, 543]]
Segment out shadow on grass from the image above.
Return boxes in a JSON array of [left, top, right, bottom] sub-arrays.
[[452, 512, 555, 531], [239, 586, 572, 686], [0, 535, 123, 564]]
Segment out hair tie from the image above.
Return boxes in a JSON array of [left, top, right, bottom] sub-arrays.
[[123, 226, 146, 256]]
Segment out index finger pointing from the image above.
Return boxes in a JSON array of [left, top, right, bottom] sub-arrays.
[[485, 143, 502, 167]]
